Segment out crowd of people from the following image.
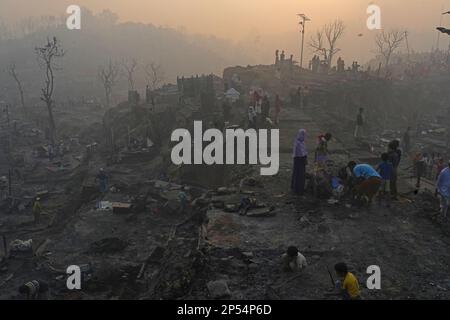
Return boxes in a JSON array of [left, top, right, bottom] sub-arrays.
[[286, 124, 449, 299], [290, 128, 450, 217]]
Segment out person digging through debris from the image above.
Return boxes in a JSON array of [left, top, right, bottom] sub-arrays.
[[281, 246, 307, 272], [18, 280, 49, 300], [291, 129, 308, 196], [348, 161, 382, 205], [32, 197, 42, 225], [238, 197, 257, 216], [334, 262, 361, 300], [436, 160, 450, 219]]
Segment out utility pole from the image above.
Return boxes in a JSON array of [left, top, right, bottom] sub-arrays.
[[297, 14, 311, 70], [446, 39, 450, 64], [436, 4, 445, 51]]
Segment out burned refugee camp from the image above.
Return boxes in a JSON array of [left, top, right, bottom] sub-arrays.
[[2, 0, 450, 305]]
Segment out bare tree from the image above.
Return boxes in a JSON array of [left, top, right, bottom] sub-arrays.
[[8, 63, 26, 110], [144, 62, 165, 90], [98, 60, 119, 108], [34, 37, 65, 144], [324, 20, 345, 67], [375, 29, 406, 75], [121, 58, 138, 90], [309, 30, 328, 61], [309, 19, 345, 68]]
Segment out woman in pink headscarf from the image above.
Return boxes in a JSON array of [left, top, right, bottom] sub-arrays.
[[291, 129, 308, 195]]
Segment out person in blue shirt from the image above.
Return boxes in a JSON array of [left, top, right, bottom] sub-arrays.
[[348, 161, 382, 205], [377, 153, 394, 202]]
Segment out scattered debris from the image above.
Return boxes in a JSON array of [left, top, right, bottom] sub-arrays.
[[9, 239, 33, 253]]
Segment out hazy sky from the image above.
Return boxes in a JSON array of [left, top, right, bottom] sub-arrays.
[[1, 0, 450, 62]]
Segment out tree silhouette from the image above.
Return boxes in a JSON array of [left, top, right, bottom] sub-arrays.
[[34, 37, 65, 144]]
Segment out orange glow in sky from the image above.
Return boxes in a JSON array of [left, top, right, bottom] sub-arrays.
[[1, 0, 449, 62]]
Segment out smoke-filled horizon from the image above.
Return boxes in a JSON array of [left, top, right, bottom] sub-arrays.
[[1, 0, 450, 64]]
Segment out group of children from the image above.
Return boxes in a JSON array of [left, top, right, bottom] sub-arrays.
[[352, 140, 450, 219]]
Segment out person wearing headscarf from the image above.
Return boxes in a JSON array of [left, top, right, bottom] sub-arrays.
[[291, 129, 308, 195]]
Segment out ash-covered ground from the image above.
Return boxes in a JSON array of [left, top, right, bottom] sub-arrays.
[[1, 62, 450, 300]]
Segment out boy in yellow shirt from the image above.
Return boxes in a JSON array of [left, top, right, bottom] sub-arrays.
[[334, 262, 361, 300]]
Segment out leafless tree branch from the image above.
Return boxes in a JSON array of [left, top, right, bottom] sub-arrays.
[[98, 60, 120, 108], [34, 37, 65, 144]]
